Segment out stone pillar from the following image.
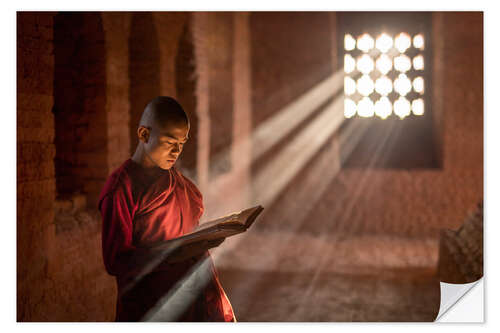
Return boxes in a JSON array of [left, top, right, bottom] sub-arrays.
[[175, 15, 199, 179], [232, 12, 252, 207], [102, 13, 132, 172], [153, 12, 189, 98], [192, 12, 211, 193]]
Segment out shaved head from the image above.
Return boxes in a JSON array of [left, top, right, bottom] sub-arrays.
[[139, 96, 189, 129], [134, 96, 190, 170]]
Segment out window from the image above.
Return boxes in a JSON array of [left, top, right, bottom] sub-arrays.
[[337, 12, 441, 169], [343, 31, 426, 119]]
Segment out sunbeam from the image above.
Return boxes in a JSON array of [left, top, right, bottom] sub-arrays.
[[141, 257, 213, 321], [289, 117, 401, 319], [199, 69, 345, 222]]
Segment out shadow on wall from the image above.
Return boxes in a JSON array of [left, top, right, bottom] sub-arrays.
[[53, 12, 107, 206]]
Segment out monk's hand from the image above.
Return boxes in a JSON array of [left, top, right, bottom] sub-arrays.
[[166, 238, 226, 264]]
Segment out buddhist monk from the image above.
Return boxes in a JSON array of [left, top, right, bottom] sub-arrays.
[[98, 96, 235, 322]]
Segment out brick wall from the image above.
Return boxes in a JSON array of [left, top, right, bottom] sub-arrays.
[[250, 12, 333, 129], [17, 12, 57, 321], [53, 13, 108, 207], [435, 12, 483, 173], [46, 208, 115, 321]]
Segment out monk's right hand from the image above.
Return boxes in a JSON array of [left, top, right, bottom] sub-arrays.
[[165, 238, 226, 264]]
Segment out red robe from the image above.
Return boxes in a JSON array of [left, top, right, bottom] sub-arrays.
[[98, 158, 235, 322]]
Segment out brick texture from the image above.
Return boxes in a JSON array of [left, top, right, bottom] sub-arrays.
[[53, 12, 108, 206], [250, 12, 333, 129], [17, 11, 57, 321]]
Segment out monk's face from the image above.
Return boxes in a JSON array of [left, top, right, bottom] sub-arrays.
[[140, 120, 189, 170]]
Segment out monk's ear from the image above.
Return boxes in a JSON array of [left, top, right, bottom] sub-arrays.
[[137, 126, 151, 143]]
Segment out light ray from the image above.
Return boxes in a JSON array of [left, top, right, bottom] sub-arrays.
[[142, 256, 213, 321], [202, 70, 345, 222], [251, 96, 345, 207], [290, 117, 402, 319]]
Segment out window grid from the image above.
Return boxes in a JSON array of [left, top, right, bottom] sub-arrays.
[[343, 32, 426, 119]]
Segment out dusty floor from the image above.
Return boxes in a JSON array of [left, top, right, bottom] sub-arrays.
[[217, 266, 440, 322]]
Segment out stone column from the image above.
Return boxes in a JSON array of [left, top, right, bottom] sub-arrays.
[[232, 12, 252, 207], [102, 12, 132, 173], [153, 12, 189, 98], [192, 12, 211, 193]]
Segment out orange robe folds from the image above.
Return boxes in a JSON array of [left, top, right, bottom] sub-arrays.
[[98, 159, 235, 322]]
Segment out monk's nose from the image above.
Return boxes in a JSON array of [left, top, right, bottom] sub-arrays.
[[172, 144, 181, 153]]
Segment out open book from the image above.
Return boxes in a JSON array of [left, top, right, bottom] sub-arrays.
[[167, 205, 264, 246]]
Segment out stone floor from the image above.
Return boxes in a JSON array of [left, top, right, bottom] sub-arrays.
[[217, 267, 440, 322]]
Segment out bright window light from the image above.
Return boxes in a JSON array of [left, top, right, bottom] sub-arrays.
[[344, 54, 356, 73], [374, 96, 392, 119], [344, 98, 357, 118], [375, 76, 393, 96], [357, 75, 375, 96], [357, 97, 374, 117], [343, 29, 427, 119], [356, 54, 375, 74], [413, 77, 424, 94], [376, 54, 392, 75], [376, 33, 393, 53], [413, 55, 424, 70], [412, 98, 424, 115], [394, 96, 411, 119], [357, 33, 374, 52], [344, 77, 356, 95], [394, 74, 412, 96], [395, 32, 411, 53], [344, 34, 356, 51], [394, 54, 412, 73], [413, 34, 425, 49]]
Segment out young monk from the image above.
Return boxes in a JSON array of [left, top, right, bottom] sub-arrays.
[[98, 96, 235, 322]]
